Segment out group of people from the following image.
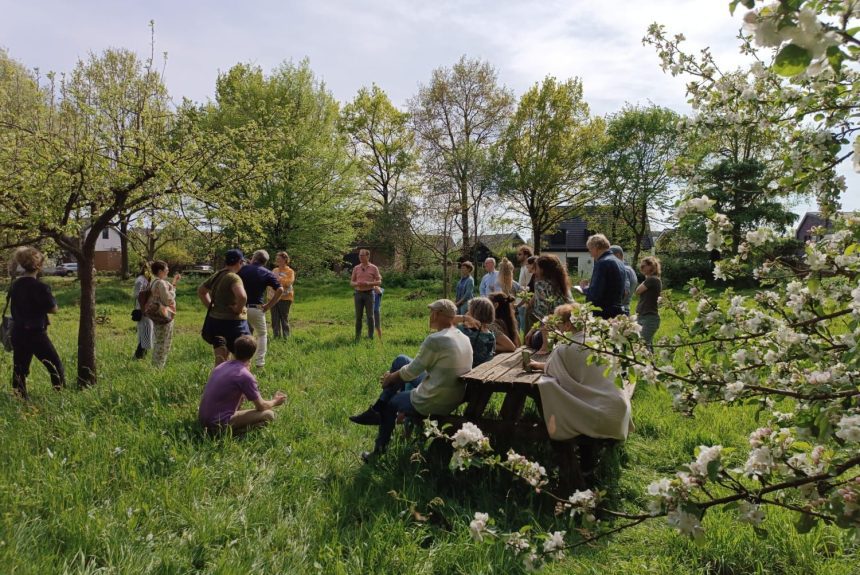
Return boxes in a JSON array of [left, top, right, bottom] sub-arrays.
[[347, 237, 661, 460], [132, 249, 296, 371], [5, 236, 661, 449]]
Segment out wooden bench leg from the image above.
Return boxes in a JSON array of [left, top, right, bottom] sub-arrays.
[[463, 389, 493, 418], [499, 389, 528, 421]]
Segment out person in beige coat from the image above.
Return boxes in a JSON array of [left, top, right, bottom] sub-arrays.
[[528, 304, 633, 441]]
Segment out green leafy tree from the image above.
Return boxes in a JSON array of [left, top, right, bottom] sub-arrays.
[[591, 105, 682, 263], [496, 76, 601, 254], [0, 48, 258, 386], [341, 85, 417, 261], [409, 56, 514, 259], [207, 60, 360, 270]]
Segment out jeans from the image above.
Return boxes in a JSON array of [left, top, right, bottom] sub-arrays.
[[271, 300, 292, 338], [246, 307, 268, 366], [372, 354, 426, 451], [517, 306, 528, 334], [354, 290, 375, 340], [637, 313, 661, 350]]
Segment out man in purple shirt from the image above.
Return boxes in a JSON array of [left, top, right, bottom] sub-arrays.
[[198, 335, 286, 433], [238, 250, 284, 368]]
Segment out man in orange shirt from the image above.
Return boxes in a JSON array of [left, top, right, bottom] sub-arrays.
[[272, 251, 295, 339], [350, 248, 382, 341]]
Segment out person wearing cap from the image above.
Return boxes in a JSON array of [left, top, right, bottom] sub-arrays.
[[609, 245, 638, 315], [348, 298, 473, 460], [578, 234, 627, 319], [198, 249, 252, 366], [238, 250, 284, 368], [350, 249, 382, 341]]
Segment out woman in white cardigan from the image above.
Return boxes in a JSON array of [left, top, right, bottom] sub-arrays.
[[528, 304, 633, 442]]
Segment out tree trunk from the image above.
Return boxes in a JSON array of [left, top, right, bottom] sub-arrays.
[[77, 246, 98, 387], [460, 183, 471, 260], [119, 218, 130, 280], [532, 221, 542, 255]]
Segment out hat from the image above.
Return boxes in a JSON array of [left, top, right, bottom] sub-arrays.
[[427, 299, 457, 317], [225, 249, 245, 265], [609, 245, 624, 256]]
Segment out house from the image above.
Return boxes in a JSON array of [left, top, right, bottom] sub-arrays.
[[794, 211, 854, 243], [83, 225, 123, 272], [541, 211, 653, 278], [460, 232, 527, 264]]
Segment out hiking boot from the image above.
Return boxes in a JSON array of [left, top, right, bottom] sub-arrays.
[[349, 406, 381, 426]]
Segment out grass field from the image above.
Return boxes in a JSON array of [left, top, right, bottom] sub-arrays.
[[0, 277, 855, 574]]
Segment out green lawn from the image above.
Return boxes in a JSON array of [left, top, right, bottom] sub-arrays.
[[0, 277, 855, 574]]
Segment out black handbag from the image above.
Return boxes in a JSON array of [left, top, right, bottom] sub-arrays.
[[131, 308, 143, 322]]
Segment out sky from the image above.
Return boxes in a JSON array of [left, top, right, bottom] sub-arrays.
[[1, 0, 857, 221]]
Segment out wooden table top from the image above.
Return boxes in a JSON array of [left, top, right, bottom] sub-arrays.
[[461, 347, 549, 386]]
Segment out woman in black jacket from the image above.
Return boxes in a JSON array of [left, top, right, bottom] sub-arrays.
[[8, 247, 65, 399]]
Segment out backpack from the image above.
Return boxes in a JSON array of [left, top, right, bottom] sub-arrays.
[[137, 284, 151, 309]]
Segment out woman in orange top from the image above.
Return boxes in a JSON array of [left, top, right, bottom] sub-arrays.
[[271, 251, 295, 338]]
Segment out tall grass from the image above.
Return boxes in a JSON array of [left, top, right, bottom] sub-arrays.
[[0, 278, 854, 574]]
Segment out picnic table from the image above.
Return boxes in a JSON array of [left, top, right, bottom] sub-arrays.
[[431, 346, 623, 490]]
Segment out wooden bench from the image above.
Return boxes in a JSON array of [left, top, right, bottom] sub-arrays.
[[428, 347, 618, 491]]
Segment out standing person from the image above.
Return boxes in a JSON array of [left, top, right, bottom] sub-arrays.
[[373, 286, 384, 340], [516, 246, 534, 332], [238, 250, 283, 368], [479, 257, 498, 297], [348, 299, 472, 460], [530, 254, 573, 327], [495, 258, 521, 297], [271, 251, 295, 339], [610, 245, 638, 315], [132, 261, 153, 360], [579, 234, 627, 319], [350, 249, 382, 341], [149, 260, 180, 369], [455, 261, 475, 315], [198, 335, 287, 434], [199, 249, 251, 366], [7, 247, 65, 399], [635, 256, 663, 351]]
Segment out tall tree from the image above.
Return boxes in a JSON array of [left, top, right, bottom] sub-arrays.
[[591, 105, 681, 263], [0, 48, 258, 386], [496, 76, 601, 254], [409, 56, 514, 259], [207, 61, 360, 270], [341, 84, 417, 261]]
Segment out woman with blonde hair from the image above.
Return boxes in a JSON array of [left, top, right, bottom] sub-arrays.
[[635, 256, 662, 350], [132, 260, 154, 359], [495, 257, 521, 297], [6, 247, 65, 399]]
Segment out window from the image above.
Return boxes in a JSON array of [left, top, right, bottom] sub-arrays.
[[101, 229, 110, 239]]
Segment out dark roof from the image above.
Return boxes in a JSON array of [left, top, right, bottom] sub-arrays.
[[542, 209, 653, 251]]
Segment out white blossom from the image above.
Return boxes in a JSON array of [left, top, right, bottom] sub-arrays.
[[542, 530, 566, 559], [835, 414, 860, 443], [737, 501, 765, 525], [667, 509, 705, 541], [469, 512, 493, 541]]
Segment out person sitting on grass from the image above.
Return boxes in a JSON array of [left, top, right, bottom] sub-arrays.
[[348, 299, 473, 461], [198, 335, 287, 434], [452, 296, 496, 367]]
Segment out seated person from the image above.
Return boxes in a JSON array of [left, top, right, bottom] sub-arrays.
[[198, 335, 286, 433], [348, 299, 473, 460], [488, 292, 521, 352], [528, 304, 632, 442], [453, 296, 496, 367]]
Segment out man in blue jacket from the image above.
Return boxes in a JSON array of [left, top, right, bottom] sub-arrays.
[[579, 234, 627, 319]]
